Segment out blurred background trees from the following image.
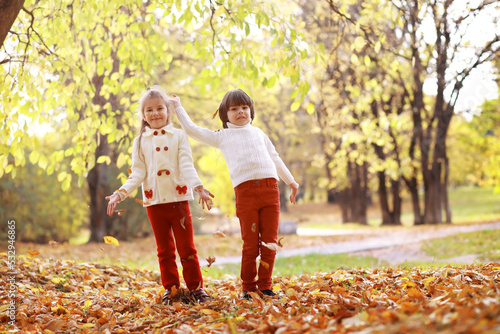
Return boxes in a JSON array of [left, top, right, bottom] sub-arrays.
[[1, 0, 498, 243]]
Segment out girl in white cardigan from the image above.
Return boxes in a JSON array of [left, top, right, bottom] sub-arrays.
[[171, 89, 299, 299], [106, 86, 213, 304]]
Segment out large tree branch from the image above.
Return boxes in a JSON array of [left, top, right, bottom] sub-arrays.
[[0, 0, 24, 47], [449, 35, 500, 108]]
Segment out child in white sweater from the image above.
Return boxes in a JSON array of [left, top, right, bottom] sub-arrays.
[[171, 89, 299, 299]]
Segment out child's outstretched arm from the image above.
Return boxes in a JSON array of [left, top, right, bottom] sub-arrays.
[[105, 137, 146, 216], [106, 193, 121, 216], [170, 95, 220, 148], [194, 185, 215, 210], [288, 181, 299, 205]]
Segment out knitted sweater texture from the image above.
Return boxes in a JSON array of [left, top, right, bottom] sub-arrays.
[[175, 106, 295, 188]]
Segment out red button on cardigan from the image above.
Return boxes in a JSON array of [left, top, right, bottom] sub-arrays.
[[154, 131, 158, 135], [156, 147, 160, 151], [161, 130, 166, 134], [164, 146, 168, 151]]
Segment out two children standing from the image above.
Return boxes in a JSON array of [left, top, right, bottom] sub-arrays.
[[106, 86, 298, 303]]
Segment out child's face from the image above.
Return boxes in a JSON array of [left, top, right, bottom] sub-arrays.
[[143, 97, 169, 129], [227, 104, 251, 126]]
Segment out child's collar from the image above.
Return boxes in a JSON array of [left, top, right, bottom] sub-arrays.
[[143, 124, 174, 136], [227, 121, 251, 129]]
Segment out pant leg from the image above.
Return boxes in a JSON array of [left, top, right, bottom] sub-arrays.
[[256, 180, 280, 290], [170, 201, 203, 291], [146, 204, 179, 290], [235, 183, 261, 292]]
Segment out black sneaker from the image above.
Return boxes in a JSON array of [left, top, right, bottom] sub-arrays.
[[191, 288, 211, 303], [163, 289, 172, 305], [261, 289, 277, 297], [241, 291, 252, 300]]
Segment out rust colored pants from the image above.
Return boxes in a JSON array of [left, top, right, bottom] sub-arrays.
[[235, 178, 280, 291], [146, 201, 203, 291]]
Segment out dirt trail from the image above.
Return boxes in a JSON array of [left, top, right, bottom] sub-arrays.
[[205, 221, 500, 266]]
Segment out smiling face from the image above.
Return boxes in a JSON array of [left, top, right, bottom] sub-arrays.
[[143, 96, 170, 129], [227, 104, 251, 126]]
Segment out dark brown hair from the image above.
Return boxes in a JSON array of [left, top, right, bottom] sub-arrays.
[[217, 89, 255, 128]]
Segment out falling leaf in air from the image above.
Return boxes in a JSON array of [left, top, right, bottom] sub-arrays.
[[103, 236, 119, 246], [118, 189, 127, 194], [213, 231, 226, 238], [260, 260, 270, 270], [135, 199, 150, 205], [99, 247, 105, 252], [277, 237, 284, 248], [262, 242, 279, 252], [206, 256, 216, 267], [115, 209, 126, 216], [28, 250, 40, 257], [180, 217, 186, 229], [127, 168, 132, 174]]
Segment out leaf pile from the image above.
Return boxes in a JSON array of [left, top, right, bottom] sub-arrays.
[[1, 253, 500, 333]]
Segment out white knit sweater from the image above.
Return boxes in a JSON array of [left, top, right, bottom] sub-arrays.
[[175, 106, 296, 188]]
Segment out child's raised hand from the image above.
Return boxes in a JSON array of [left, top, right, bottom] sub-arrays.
[[289, 182, 299, 205], [169, 94, 181, 109], [105, 193, 121, 216], [194, 186, 215, 210]]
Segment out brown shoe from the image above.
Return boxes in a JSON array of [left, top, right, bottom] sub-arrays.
[[191, 288, 211, 303], [163, 289, 172, 305]]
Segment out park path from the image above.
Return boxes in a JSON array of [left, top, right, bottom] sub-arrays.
[[203, 221, 500, 266]]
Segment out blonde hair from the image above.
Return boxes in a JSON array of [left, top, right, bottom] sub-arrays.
[[137, 86, 172, 161]]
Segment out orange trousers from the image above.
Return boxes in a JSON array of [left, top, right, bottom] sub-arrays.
[[235, 178, 280, 291], [146, 201, 203, 291]]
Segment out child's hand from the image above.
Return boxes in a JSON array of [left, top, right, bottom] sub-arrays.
[[194, 186, 215, 210], [105, 193, 121, 216], [169, 94, 181, 109], [289, 182, 299, 205]]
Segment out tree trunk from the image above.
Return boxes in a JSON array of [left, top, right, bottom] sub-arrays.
[[87, 72, 115, 242], [279, 182, 288, 212], [405, 176, 423, 225], [377, 171, 392, 224], [339, 188, 351, 223], [390, 179, 402, 225], [0, 0, 24, 48], [443, 154, 452, 223], [87, 144, 110, 242]]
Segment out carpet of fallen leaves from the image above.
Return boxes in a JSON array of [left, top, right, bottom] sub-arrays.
[[1, 253, 500, 333]]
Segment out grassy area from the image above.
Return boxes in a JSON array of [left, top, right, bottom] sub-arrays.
[[287, 186, 500, 228], [448, 187, 500, 223], [421, 229, 500, 262], [203, 253, 384, 279]]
